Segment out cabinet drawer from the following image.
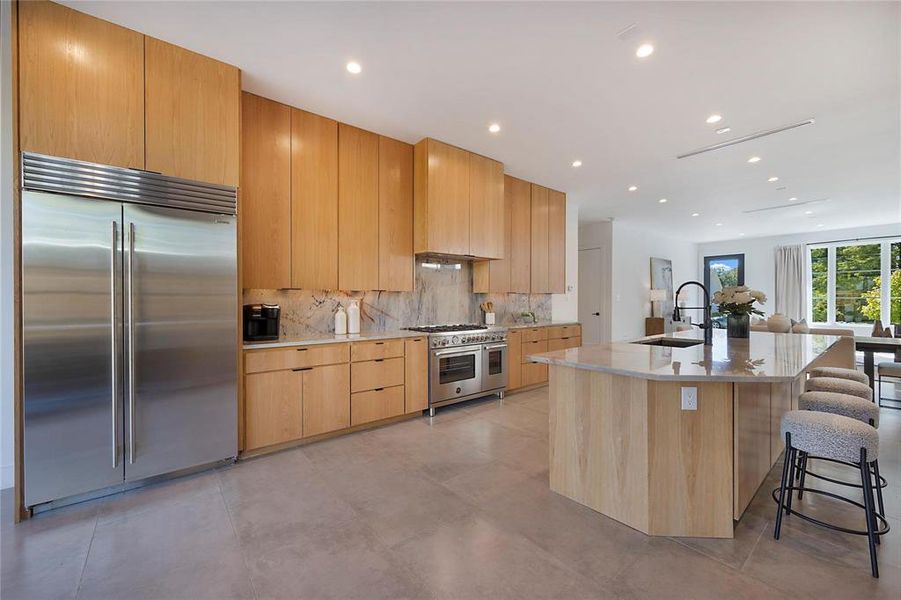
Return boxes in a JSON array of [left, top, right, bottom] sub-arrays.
[[351, 339, 405, 362], [548, 336, 582, 352], [521, 340, 548, 363], [521, 327, 548, 342], [522, 362, 548, 387], [351, 385, 405, 426], [547, 325, 581, 340], [351, 357, 405, 393], [245, 343, 349, 374]]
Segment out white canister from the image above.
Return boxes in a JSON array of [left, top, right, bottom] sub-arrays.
[[485, 312, 496, 325], [767, 313, 792, 333], [347, 300, 361, 334], [334, 305, 347, 335]]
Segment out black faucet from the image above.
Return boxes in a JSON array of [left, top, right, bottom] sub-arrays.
[[673, 281, 714, 346]]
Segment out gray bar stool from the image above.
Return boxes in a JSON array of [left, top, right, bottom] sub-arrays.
[[806, 376, 872, 401], [794, 391, 886, 518], [773, 410, 888, 577], [877, 361, 901, 410], [808, 366, 870, 386]]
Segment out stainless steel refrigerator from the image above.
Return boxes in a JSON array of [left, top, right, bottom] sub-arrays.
[[22, 153, 238, 509]]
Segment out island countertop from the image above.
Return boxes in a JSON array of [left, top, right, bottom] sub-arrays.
[[527, 329, 848, 382]]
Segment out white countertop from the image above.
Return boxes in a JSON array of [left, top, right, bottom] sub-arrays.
[[527, 329, 846, 382]]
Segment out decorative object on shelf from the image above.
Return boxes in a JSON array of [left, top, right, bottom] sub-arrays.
[[767, 313, 792, 333], [645, 317, 665, 336], [519, 311, 538, 324], [791, 319, 810, 334], [713, 286, 767, 338], [885, 327, 893, 338], [649, 288, 667, 317], [872, 319, 884, 337], [480, 301, 495, 325], [334, 304, 347, 335], [347, 300, 361, 334]]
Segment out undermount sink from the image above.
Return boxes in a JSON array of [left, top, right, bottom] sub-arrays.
[[635, 338, 705, 348]]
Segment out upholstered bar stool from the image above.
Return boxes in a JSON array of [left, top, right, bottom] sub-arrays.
[[794, 391, 886, 518], [773, 410, 888, 577], [808, 366, 870, 386], [806, 376, 872, 401], [877, 361, 901, 410]]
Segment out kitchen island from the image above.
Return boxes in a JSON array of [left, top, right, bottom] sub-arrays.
[[528, 329, 855, 538]]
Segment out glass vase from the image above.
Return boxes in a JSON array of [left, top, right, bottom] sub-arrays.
[[727, 314, 750, 338]]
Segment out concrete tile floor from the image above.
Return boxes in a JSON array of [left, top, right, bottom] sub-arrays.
[[2, 383, 900, 599]]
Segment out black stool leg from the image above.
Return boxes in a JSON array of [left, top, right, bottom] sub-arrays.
[[797, 452, 808, 500], [873, 459, 885, 517], [785, 445, 798, 516], [859, 449, 879, 578], [774, 434, 792, 540]]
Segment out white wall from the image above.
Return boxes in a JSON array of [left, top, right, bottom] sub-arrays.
[[551, 202, 579, 321], [611, 222, 698, 341], [696, 223, 901, 332], [1, 0, 15, 489]]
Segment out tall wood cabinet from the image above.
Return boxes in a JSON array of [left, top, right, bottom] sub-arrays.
[[241, 93, 291, 289], [414, 138, 504, 259], [18, 0, 145, 169], [379, 137, 414, 291], [548, 189, 566, 294], [530, 184, 550, 293], [291, 109, 339, 290], [145, 37, 240, 186], [473, 175, 530, 293], [338, 124, 380, 290]]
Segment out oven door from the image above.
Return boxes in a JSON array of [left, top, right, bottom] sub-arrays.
[[430, 345, 483, 404], [481, 343, 507, 392]]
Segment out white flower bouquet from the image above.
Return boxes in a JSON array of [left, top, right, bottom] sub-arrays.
[[712, 285, 767, 317]]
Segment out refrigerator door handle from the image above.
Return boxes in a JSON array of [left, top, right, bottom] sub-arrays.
[[110, 221, 119, 468], [127, 221, 136, 464]]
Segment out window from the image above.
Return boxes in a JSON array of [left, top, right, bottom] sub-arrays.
[[703, 254, 745, 315], [807, 238, 900, 326]]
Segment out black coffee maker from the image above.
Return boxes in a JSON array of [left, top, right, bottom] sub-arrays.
[[243, 304, 280, 341]]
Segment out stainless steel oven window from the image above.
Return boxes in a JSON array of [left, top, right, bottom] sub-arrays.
[[487, 348, 503, 375], [439, 354, 477, 385]]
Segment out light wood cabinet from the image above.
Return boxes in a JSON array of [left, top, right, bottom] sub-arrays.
[[473, 174, 518, 293], [338, 124, 379, 290], [244, 343, 348, 374], [530, 184, 550, 293], [303, 363, 350, 437], [244, 370, 303, 450], [351, 358, 405, 393], [548, 189, 566, 294], [144, 37, 239, 186], [506, 330, 522, 390], [351, 339, 405, 362], [351, 386, 405, 426], [468, 154, 505, 260], [405, 337, 429, 413], [291, 109, 338, 290], [522, 362, 548, 387], [509, 177, 533, 293], [241, 93, 291, 289], [378, 136, 414, 291], [548, 337, 581, 352], [414, 138, 471, 256], [18, 1, 145, 169]]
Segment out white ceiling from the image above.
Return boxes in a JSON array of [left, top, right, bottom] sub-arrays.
[[64, 1, 900, 243]]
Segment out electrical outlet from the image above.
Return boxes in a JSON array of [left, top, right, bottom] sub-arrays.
[[681, 387, 698, 411]]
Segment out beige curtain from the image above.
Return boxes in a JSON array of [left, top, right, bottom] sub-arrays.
[[774, 244, 807, 321]]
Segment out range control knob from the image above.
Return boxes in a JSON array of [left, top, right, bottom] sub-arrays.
[[452, 335, 460, 345]]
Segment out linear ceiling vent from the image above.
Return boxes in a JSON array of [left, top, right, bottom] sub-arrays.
[[676, 119, 815, 160], [742, 198, 828, 214]]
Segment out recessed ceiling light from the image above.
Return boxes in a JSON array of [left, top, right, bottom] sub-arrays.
[[658, 198, 667, 203], [571, 160, 582, 168], [739, 233, 746, 236], [788, 197, 797, 201], [747, 156, 761, 163], [691, 212, 699, 217], [628, 185, 638, 192], [715, 127, 731, 135], [636, 43, 654, 58], [715, 223, 723, 227], [488, 123, 501, 134], [768, 176, 779, 182], [706, 114, 723, 124], [346, 61, 362, 74], [804, 210, 813, 215], [817, 223, 824, 227]]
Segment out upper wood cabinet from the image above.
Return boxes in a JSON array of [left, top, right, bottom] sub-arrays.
[[291, 109, 338, 290], [530, 184, 550, 293], [414, 138, 470, 256], [509, 177, 533, 293], [338, 124, 379, 291], [548, 189, 566, 294], [468, 154, 505, 259], [473, 174, 518, 293], [378, 136, 414, 291], [240, 93, 291, 289], [145, 37, 240, 186], [18, 0, 144, 169]]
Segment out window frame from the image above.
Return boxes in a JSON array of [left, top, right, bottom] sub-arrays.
[[703, 253, 746, 294]]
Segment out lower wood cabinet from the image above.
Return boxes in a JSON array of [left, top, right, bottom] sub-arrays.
[[506, 330, 522, 391], [521, 362, 549, 387], [244, 369, 303, 450], [302, 363, 351, 437], [547, 337, 581, 352], [351, 357, 404, 393], [352, 386, 405, 426], [404, 337, 429, 413], [505, 325, 581, 393]]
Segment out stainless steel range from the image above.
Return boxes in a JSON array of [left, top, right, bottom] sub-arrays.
[[404, 324, 508, 416]]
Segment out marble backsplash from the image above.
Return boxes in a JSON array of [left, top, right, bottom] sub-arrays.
[[244, 260, 552, 337]]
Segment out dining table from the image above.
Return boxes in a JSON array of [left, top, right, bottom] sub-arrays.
[[855, 335, 901, 388]]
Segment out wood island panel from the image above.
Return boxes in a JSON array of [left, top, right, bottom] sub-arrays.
[[733, 383, 772, 519]]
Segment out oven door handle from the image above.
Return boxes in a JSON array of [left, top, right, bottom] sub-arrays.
[[483, 343, 507, 351], [432, 346, 482, 357]]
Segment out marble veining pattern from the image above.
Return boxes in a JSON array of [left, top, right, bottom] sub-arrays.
[[244, 261, 551, 337]]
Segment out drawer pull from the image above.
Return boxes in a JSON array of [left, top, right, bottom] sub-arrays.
[[296, 348, 308, 352], [375, 342, 384, 345], [375, 359, 384, 363], [292, 367, 312, 372], [374, 387, 384, 392]]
